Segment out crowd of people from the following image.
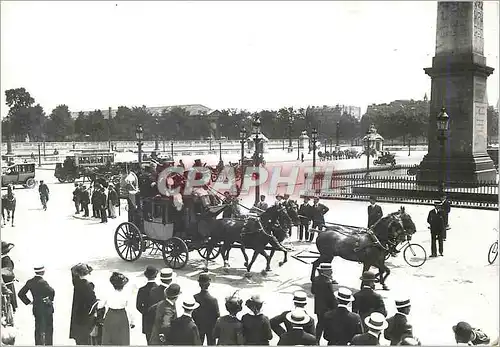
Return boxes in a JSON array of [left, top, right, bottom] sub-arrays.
[[2, 248, 495, 346], [71, 181, 120, 223]]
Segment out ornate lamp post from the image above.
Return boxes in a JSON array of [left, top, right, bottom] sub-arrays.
[[240, 127, 247, 184], [311, 128, 318, 173], [288, 115, 293, 153], [407, 134, 411, 156], [154, 116, 160, 152], [436, 108, 450, 195], [253, 116, 262, 205], [335, 121, 340, 149], [170, 141, 174, 158], [363, 128, 372, 177], [136, 124, 144, 166], [219, 140, 223, 163]]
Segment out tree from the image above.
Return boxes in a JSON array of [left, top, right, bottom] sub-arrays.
[[4, 88, 36, 140], [45, 105, 74, 141], [487, 106, 499, 144]]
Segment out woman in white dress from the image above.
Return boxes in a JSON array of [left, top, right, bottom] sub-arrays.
[[99, 272, 135, 345]]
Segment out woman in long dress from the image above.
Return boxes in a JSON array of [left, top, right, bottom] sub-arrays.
[[99, 272, 135, 345]]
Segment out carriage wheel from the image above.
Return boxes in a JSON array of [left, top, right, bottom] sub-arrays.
[[197, 240, 222, 260], [57, 178, 66, 183], [24, 178, 36, 189], [114, 222, 143, 261], [67, 176, 76, 183], [162, 237, 189, 269], [403, 243, 426, 267], [488, 241, 498, 265]]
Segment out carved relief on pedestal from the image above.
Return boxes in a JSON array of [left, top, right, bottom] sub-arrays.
[[474, 78, 487, 103], [473, 102, 487, 154], [473, 1, 484, 54]]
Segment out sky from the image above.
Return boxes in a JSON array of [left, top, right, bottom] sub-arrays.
[[1, 1, 499, 118]]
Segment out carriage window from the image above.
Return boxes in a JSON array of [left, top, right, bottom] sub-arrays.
[[153, 203, 163, 222], [143, 200, 153, 221]]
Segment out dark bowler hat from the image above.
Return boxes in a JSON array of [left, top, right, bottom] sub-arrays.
[[198, 273, 211, 284], [360, 271, 377, 282], [453, 321, 473, 341], [144, 265, 158, 279], [369, 196, 377, 201], [165, 283, 181, 299], [1, 241, 14, 254]]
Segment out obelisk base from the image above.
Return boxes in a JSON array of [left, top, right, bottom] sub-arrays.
[[417, 153, 497, 186]]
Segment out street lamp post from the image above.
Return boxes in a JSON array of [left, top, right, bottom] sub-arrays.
[[311, 128, 318, 173], [240, 128, 247, 185], [436, 108, 450, 195], [297, 137, 300, 160], [288, 116, 293, 152], [408, 135, 411, 156], [219, 141, 223, 163], [253, 117, 262, 205], [170, 141, 174, 158], [136, 124, 144, 167], [5, 119, 13, 155], [154, 117, 160, 152], [209, 138, 212, 151], [336, 121, 340, 148], [363, 128, 372, 177], [38, 143, 42, 167]]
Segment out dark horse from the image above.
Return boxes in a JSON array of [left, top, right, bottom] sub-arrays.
[[311, 207, 416, 290], [208, 204, 292, 273], [1, 185, 16, 227]]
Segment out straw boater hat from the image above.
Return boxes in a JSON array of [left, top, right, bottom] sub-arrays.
[[364, 312, 388, 331], [318, 263, 332, 272], [1, 242, 14, 254], [286, 309, 311, 325], [159, 268, 174, 284], [34, 265, 45, 274], [182, 297, 200, 311], [334, 288, 355, 302], [395, 297, 411, 309], [434, 200, 443, 206], [293, 291, 308, 305]]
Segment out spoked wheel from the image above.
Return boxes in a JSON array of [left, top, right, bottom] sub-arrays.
[[57, 178, 66, 183], [162, 237, 189, 269], [24, 178, 36, 189], [403, 243, 427, 267], [66, 176, 76, 183], [197, 240, 222, 260], [114, 222, 143, 261], [488, 241, 498, 265]]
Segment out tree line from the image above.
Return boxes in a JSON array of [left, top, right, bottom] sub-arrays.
[[2, 87, 498, 143]]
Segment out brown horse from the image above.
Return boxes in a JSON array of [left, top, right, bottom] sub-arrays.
[[310, 207, 416, 290]]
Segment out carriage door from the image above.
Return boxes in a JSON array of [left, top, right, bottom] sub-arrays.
[[143, 200, 173, 241]]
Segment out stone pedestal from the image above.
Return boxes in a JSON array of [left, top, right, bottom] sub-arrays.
[[417, 1, 496, 184]]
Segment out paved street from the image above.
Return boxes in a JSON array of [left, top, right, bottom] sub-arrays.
[[2, 162, 498, 345]]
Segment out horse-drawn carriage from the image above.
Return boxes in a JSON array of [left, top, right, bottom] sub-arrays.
[[373, 152, 396, 166], [54, 152, 115, 183], [114, 165, 299, 273], [1, 163, 36, 189]]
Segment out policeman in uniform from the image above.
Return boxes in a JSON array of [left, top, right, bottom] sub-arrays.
[[18, 265, 55, 345]]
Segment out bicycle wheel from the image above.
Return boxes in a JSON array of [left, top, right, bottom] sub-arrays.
[[403, 243, 427, 267], [488, 241, 498, 265]]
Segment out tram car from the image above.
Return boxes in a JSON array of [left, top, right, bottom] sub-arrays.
[[54, 151, 115, 183]]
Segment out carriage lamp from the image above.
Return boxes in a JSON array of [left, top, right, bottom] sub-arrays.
[[436, 107, 450, 195], [311, 128, 318, 173], [136, 124, 144, 166]]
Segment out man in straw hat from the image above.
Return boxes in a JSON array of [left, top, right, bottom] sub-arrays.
[[149, 268, 175, 310], [18, 265, 55, 345], [384, 297, 412, 345], [353, 271, 387, 332], [427, 200, 446, 257], [150, 283, 180, 345], [164, 297, 201, 345], [350, 312, 388, 345], [1, 241, 17, 312], [311, 262, 338, 344], [136, 265, 159, 344], [277, 309, 316, 345], [270, 291, 316, 337], [192, 273, 219, 345], [323, 287, 362, 345]]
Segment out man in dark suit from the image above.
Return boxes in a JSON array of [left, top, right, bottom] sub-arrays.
[[350, 312, 388, 345], [277, 309, 316, 346], [352, 271, 387, 332], [192, 273, 220, 345], [18, 265, 55, 345], [384, 298, 412, 345], [311, 263, 338, 344], [323, 288, 362, 345], [311, 197, 329, 241], [427, 201, 446, 257], [136, 265, 159, 344], [270, 291, 316, 337], [298, 197, 313, 241], [150, 283, 180, 345], [165, 297, 202, 345], [367, 196, 383, 228]]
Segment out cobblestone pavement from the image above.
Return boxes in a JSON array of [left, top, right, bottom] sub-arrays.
[[2, 163, 498, 346]]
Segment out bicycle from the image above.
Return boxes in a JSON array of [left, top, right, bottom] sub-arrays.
[[385, 237, 427, 267], [488, 228, 498, 265]]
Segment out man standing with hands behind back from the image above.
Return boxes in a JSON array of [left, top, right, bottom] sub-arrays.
[[427, 201, 446, 257]]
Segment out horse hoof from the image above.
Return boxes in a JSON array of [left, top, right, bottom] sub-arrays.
[[202, 267, 209, 273], [244, 262, 248, 268], [382, 285, 389, 291], [278, 262, 284, 267], [261, 270, 268, 277], [244, 272, 252, 278], [332, 280, 338, 284]]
